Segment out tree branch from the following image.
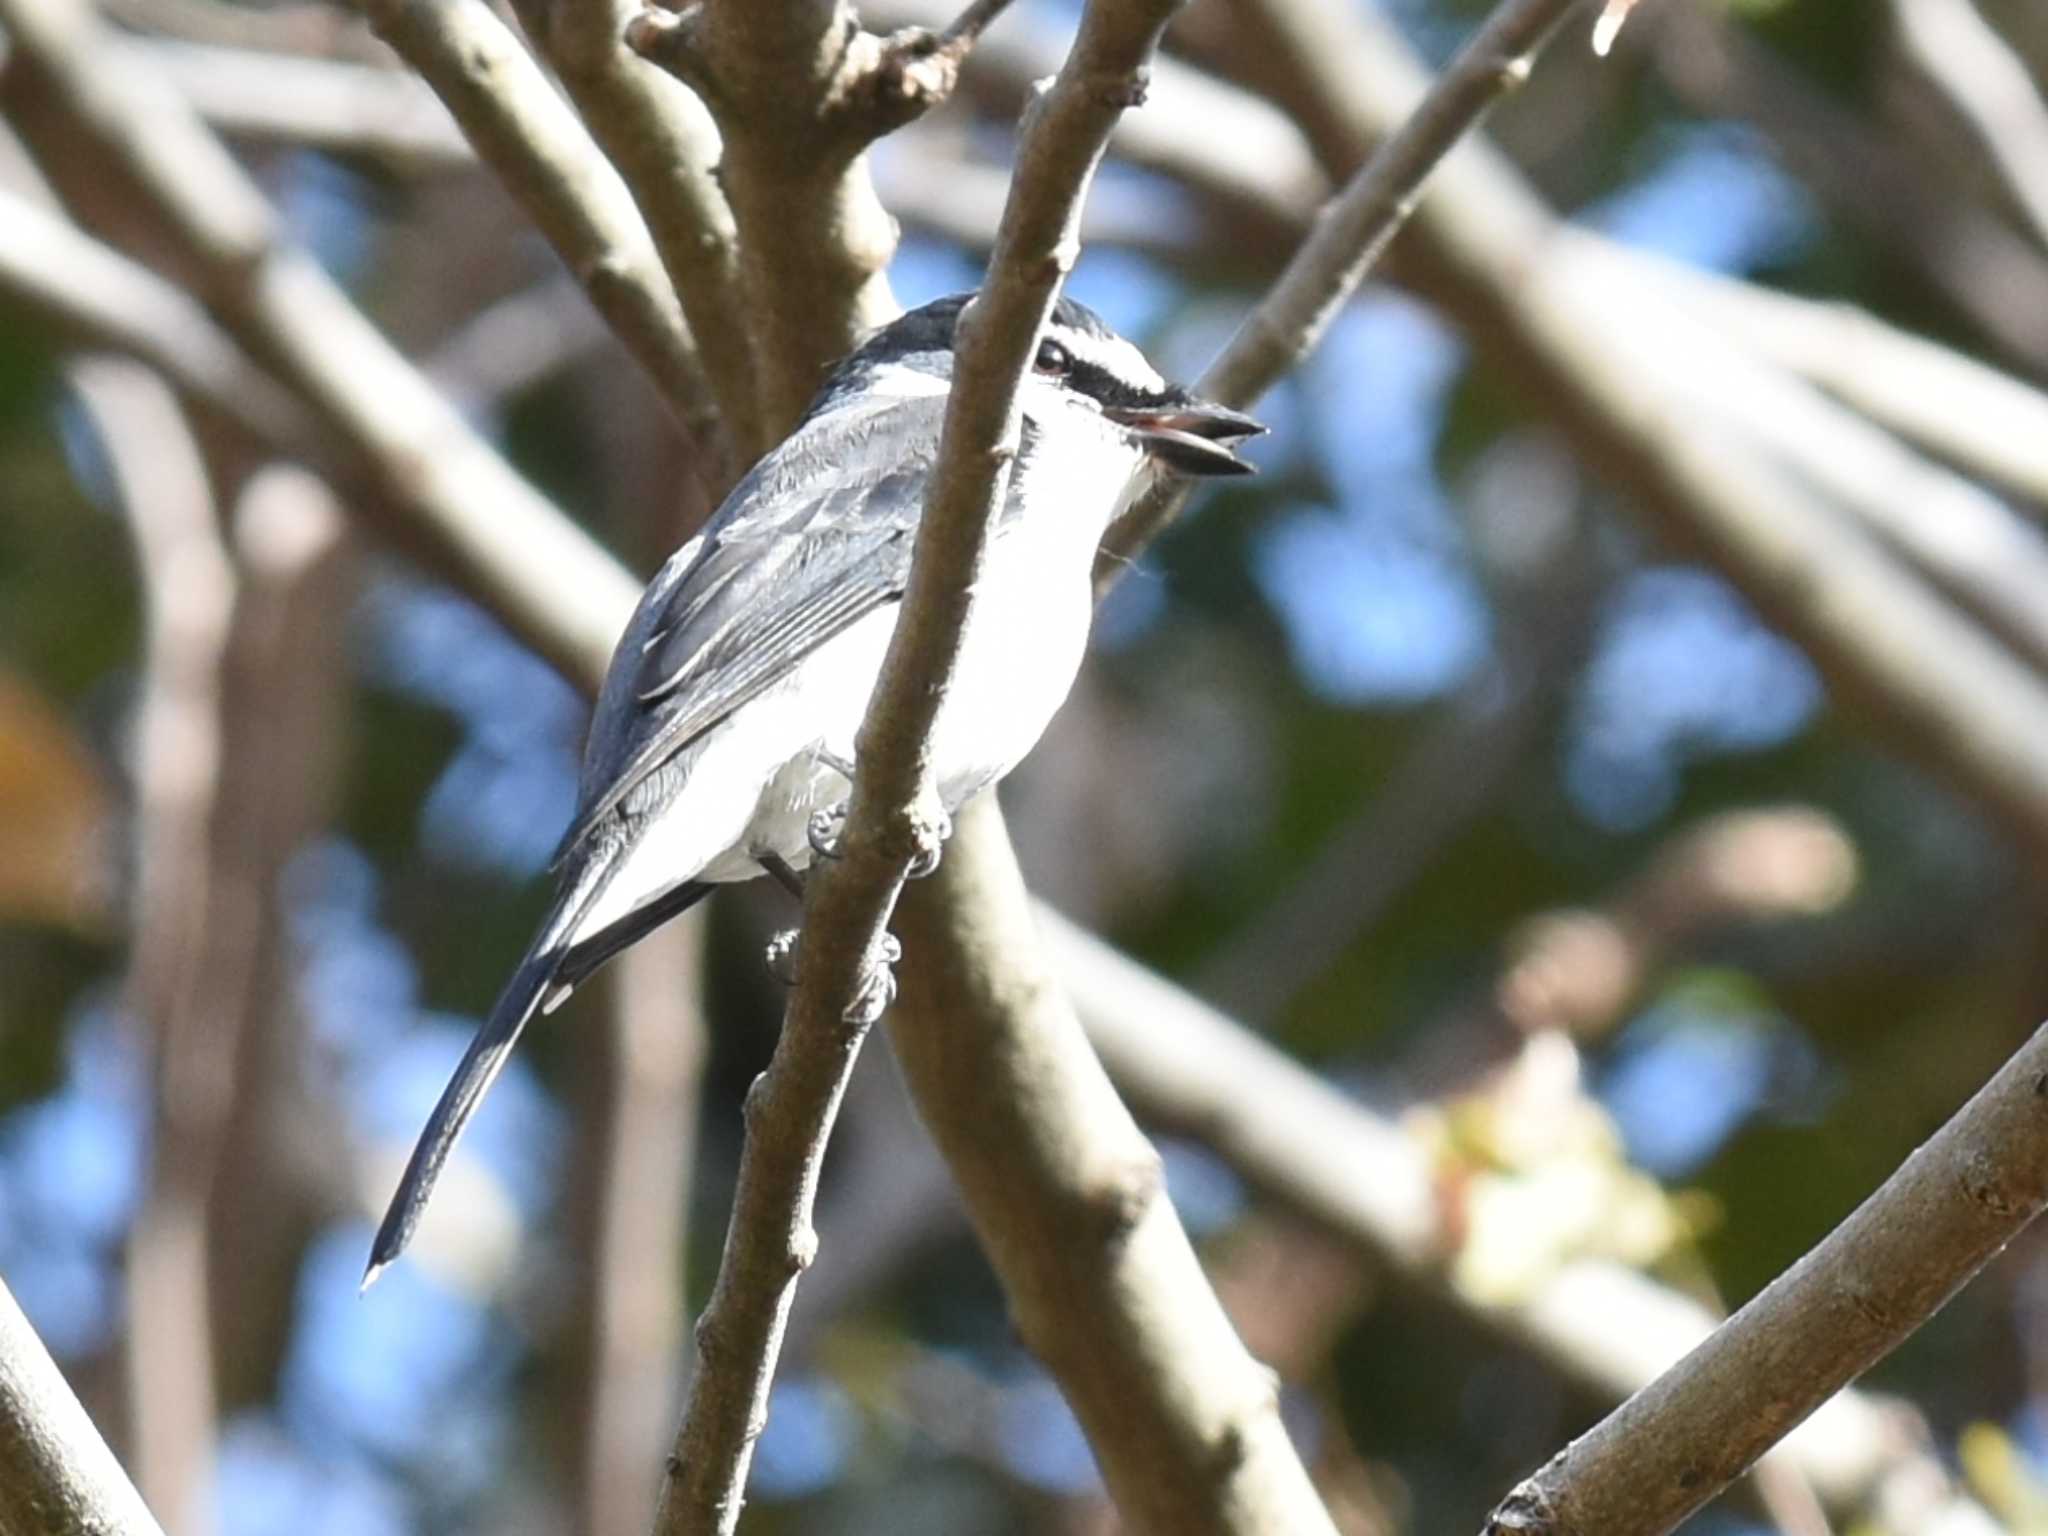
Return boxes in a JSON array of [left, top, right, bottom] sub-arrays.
[[1100, 0, 1587, 573], [1193, 0, 2048, 867], [0, 188, 308, 448], [1618, 257, 2048, 513], [0, 0, 639, 691], [73, 359, 231, 1533], [622, 0, 901, 432], [1545, 234, 2048, 681], [1041, 909, 1988, 1531], [118, 36, 473, 170], [1645, 0, 2048, 375], [348, 0, 718, 445], [505, 0, 761, 461], [650, 0, 1265, 1526], [1889, 0, 2048, 255], [894, 805, 1342, 1536], [1482, 1020, 2048, 1536], [0, 1276, 166, 1536], [571, 919, 706, 1536]]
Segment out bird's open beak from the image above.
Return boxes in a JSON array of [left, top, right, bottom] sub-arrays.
[[1105, 398, 1267, 476]]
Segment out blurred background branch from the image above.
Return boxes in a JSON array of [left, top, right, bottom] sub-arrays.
[[8, 0, 2048, 1530]]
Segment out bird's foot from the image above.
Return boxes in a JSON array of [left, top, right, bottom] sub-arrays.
[[808, 803, 847, 861], [764, 927, 801, 986], [762, 926, 901, 1024], [904, 807, 953, 880], [758, 850, 807, 902], [846, 933, 902, 1025]]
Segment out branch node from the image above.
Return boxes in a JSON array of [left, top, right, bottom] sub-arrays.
[[740, 1069, 774, 1129], [624, 4, 721, 106], [1485, 1475, 1561, 1536], [788, 1225, 819, 1275], [1098, 64, 1151, 109], [1089, 1148, 1165, 1242], [1959, 1150, 2024, 1217]]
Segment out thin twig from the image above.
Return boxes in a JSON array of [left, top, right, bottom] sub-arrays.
[[1622, 256, 2048, 512], [1647, 0, 2048, 374], [649, 0, 1235, 1525], [1098, 0, 1590, 573], [934, 0, 1013, 53], [0, 189, 310, 448], [120, 36, 473, 169], [1889, 0, 2048, 256], [349, 0, 718, 443], [1197, 0, 2048, 866], [0, 1275, 167, 1536], [1482, 1020, 2048, 1536], [505, 0, 761, 462], [74, 359, 231, 1535]]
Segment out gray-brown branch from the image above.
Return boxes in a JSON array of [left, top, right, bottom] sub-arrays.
[[1482, 1020, 2048, 1536], [0, 1276, 167, 1536], [648, 0, 1232, 1525], [349, 0, 717, 443]]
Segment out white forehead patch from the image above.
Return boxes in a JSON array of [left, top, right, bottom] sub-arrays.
[[1050, 322, 1169, 395]]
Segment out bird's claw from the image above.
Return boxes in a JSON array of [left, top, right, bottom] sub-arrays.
[[905, 808, 953, 880], [846, 936, 900, 1025], [807, 804, 847, 861], [764, 927, 801, 986], [766, 926, 898, 1021]]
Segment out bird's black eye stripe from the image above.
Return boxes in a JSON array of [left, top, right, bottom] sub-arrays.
[[1034, 338, 1072, 375]]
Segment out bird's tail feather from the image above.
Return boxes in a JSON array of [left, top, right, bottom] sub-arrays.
[[549, 879, 711, 1001], [364, 847, 642, 1288], [363, 944, 562, 1288]]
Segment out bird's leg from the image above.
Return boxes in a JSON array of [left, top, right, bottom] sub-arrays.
[[905, 806, 952, 880], [806, 748, 858, 861], [755, 847, 901, 1005], [758, 850, 807, 902]]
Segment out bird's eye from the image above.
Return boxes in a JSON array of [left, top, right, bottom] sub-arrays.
[[1034, 338, 1072, 375]]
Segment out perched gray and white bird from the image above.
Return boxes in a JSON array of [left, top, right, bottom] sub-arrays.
[[366, 291, 1263, 1282]]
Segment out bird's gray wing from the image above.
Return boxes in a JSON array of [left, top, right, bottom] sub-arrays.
[[554, 393, 945, 864]]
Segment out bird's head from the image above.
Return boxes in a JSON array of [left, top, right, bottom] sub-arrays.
[[818, 292, 1266, 476]]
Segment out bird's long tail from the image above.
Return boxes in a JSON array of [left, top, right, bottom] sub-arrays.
[[363, 943, 564, 1289], [362, 859, 711, 1288]]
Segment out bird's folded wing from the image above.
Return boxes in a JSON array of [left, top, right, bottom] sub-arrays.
[[554, 395, 945, 864]]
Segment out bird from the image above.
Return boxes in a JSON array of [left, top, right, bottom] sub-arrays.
[[364, 290, 1265, 1285]]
